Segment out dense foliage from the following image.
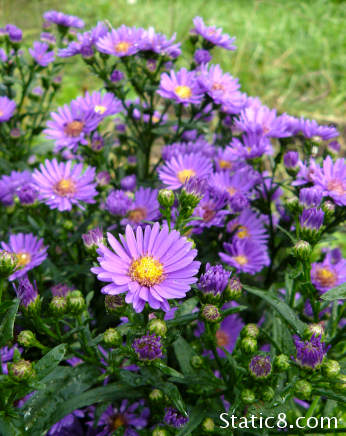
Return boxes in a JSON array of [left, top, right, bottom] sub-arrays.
[[0, 11, 345, 436]]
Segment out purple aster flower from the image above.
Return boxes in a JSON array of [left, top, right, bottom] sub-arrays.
[[294, 334, 328, 369], [210, 167, 259, 201], [229, 193, 249, 212], [283, 151, 299, 169], [32, 159, 97, 211], [121, 187, 160, 228], [0, 48, 8, 62], [82, 227, 104, 249], [235, 103, 290, 138], [183, 176, 208, 198], [299, 187, 323, 208], [1, 233, 47, 281], [96, 171, 111, 186], [299, 207, 324, 230], [164, 407, 189, 428], [311, 251, 346, 293], [29, 41, 55, 67], [94, 400, 149, 435], [214, 146, 244, 171], [106, 189, 132, 216], [75, 91, 122, 118], [296, 117, 339, 141], [158, 152, 212, 190], [198, 64, 241, 106], [157, 68, 204, 105], [40, 32, 56, 44], [0, 96, 16, 122], [219, 239, 270, 274], [215, 303, 244, 356], [13, 276, 39, 307], [133, 333, 163, 360], [110, 69, 124, 82], [121, 175, 137, 191], [51, 283, 72, 297], [192, 17, 236, 50], [229, 132, 272, 159], [5, 24, 22, 42], [191, 186, 229, 231], [17, 183, 38, 205], [43, 10, 84, 28], [96, 25, 144, 57], [293, 159, 322, 187], [198, 263, 230, 296], [90, 132, 105, 151], [91, 223, 200, 312], [161, 139, 215, 161], [47, 411, 84, 436], [140, 27, 181, 58], [0, 170, 32, 206], [44, 100, 101, 152], [1, 345, 22, 374], [249, 355, 272, 378], [227, 208, 268, 246], [313, 156, 345, 206], [194, 48, 211, 64]]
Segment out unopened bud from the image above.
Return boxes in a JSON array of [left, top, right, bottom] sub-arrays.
[[274, 354, 290, 371], [333, 374, 346, 392], [241, 324, 259, 339], [294, 380, 312, 400], [50, 296, 67, 316], [191, 355, 203, 369], [202, 417, 215, 432], [158, 189, 175, 208], [67, 290, 85, 314], [152, 428, 168, 436], [241, 337, 257, 354], [241, 388, 255, 404], [305, 323, 324, 339], [225, 277, 242, 300], [148, 319, 167, 337], [201, 304, 221, 323], [82, 227, 104, 250], [261, 386, 275, 402], [323, 359, 340, 379], [0, 250, 18, 277], [9, 360, 35, 381], [293, 240, 312, 260], [149, 388, 164, 402], [103, 328, 122, 347], [17, 330, 37, 348]]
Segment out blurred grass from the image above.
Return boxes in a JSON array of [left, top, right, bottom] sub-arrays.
[[1, 0, 346, 123]]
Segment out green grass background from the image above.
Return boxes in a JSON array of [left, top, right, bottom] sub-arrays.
[[1, 0, 346, 126]]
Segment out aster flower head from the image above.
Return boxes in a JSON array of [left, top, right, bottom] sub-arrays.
[[17, 183, 38, 205], [106, 189, 132, 216], [157, 68, 204, 105], [294, 334, 328, 369], [4, 24, 22, 42], [121, 174, 137, 191], [121, 187, 160, 228], [284, 151, 299, 169], [191, 185, 229, 231], [192, 16, 236, 50], [194, 48, 211, 64], [91, 223, 200, 313], [161, 139, 215, 161], [32, 159, 97, 211], [44, 100, 101, 152], [43, 10, 84, 28], [133, 333, 163, 360], [229, 193, 249, 213], [299, 187, 323, 208], [96, 170, 111, 186], [249, 355, 272, 378], [214, 146, 244, 172], [82, 227, 104, 250], [47, 412, 84, 436], [110, 69, 124, 82], [0, 170, 32, 206], [0, 96, 16, 122], [227, 209, 268, 246], [299, 207, 324, 231], [293, 159, 322, 187], [13, 276, 39, 308], [210, 167, 259, 201], [220, 239, 270, 274], [140, 27, 181, 58], [29, 41, 55, 67], [198, 263, 230, 296], [96, 25, 144, 57], [51, 283, 72, 297], [296, 117, 339, 141], [158, 152, 212, 190], [75, 91, 123, 118], [1, 233, 47, 281], [313, 156, 346, 206], [229, 132, 272, 160], [311, 252, 346, 293], [164, 407, 189, 428]]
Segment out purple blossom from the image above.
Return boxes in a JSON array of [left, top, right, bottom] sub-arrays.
[[121, 175, 137, 191], [227, 208, 268, 246], [5, 24, 22, 42], [106, 189, 132, 216], [210, 167, 259, 201], [17, 184, 38, 205], [0, 96, 16, 122], [194, 48, 211, 64], [29, 41, 55, 67], [295, 117, 339, 141], [82, 227, 104, 249], [283, 151, 299, 168], [229, 132, 272, 159], [313, 156, 345, 206], [294, 335, 328, 369], [161, 139, 215, 161], [249, 355, 272, 378], [110, 69, 124, 82], [140, 27, 181, 58], [13, 276, 39, 307], [121, 187, 160, 228], [51, 283, 72, 297], [299, 207, 324, 231], [191, 186, 229, 231], [43, 10, 84, 29], [96, 171, 111, 186], [192, 16, 236, 50], [157, 68, 204, 105], [311, 250, 346, 293], [299, 187, 323, 208], [133, 333, 163, 360], [0, 170, 32, 206], [198, 263, 230, 295], [164, 407, 189, 428], [75, 91, 123, 118], [96, 25, 144, 57]]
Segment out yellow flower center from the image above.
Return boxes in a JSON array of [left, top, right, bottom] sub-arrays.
[[0, 110, 3, 117], [16, 251, 31, 267], [177, 169, 196, 184], [54, 178, 76, 197], [216, 329, 229, 347], [64, 121, 84, 137], [315, 267, 337, 288], [129, 255, 164, 287], [174, 85, 192, 99], [111, 414, 126, 430], [233, 255, 248, 265], [219, 159, 232, 169], [128, 207, 147, 223], [152, 115, 160, 123], [115, 41, 131, 54], [94, 105, 107, 114], [227, 187, 237, 196], [237, 226, 249, 239], [327, 179, 344, 196]]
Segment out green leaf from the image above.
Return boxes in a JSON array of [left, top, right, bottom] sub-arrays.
[[244, 286, 307, 336], [0, 412, 24, 436], [158, 382, 186, 415], [0, 299, 19, 347], [320, 283, 346, 301], [35, 344, 67, 380], [313, 388, 346, 404], [173, 336, 197, 375], [176, 405, 206, 436], [174, 297, 198, 318]]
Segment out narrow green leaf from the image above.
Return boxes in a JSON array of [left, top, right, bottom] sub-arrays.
[[35, 344, 67, 380], [0, 299, 19, 347], [176, 405, 206, 436], [158, 382, 186, 415], [174, 297, 198, 318], [244, 286, 306, 335], [173, 336, 197, 375], [313, 388, 346, 404], [320, 283, 346, 301]]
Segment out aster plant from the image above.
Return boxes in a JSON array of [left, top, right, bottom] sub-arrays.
[[0, 11, 345, 436]]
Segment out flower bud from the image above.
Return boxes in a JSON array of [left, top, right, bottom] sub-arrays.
[[103, 328, 122, 347], [241, 337, 257, 354], [191, 355, 203, 369], [261, 386, 275, 402], [322, 359, 340, 379], [148, 319, 167, 337], [105, 295, 124, 313], [294, 380, 312, 400], [225, 277, 242, 300], [158, 189, 175, 208], [201, 304, 221, 323], [82, 227, 104, 250], [0, 250, 18, 277], [202, 417, 215, 432], [17, 330, 37, 348], [274, 354, 290, 371], [333, 374, 346, 393], [322, 200, 335, 219], [50, 296, 67, 316], [67, 290, 85, 314], [240, 388, 255, 404], [9, 360, 35, 381], [293, 240, 312, 261], [149, 388, 164, 402], [152, 428, 168, 436], [249, 355, 272, 379], [304, 323, 324, 339], [241, 324, 259, 339]]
